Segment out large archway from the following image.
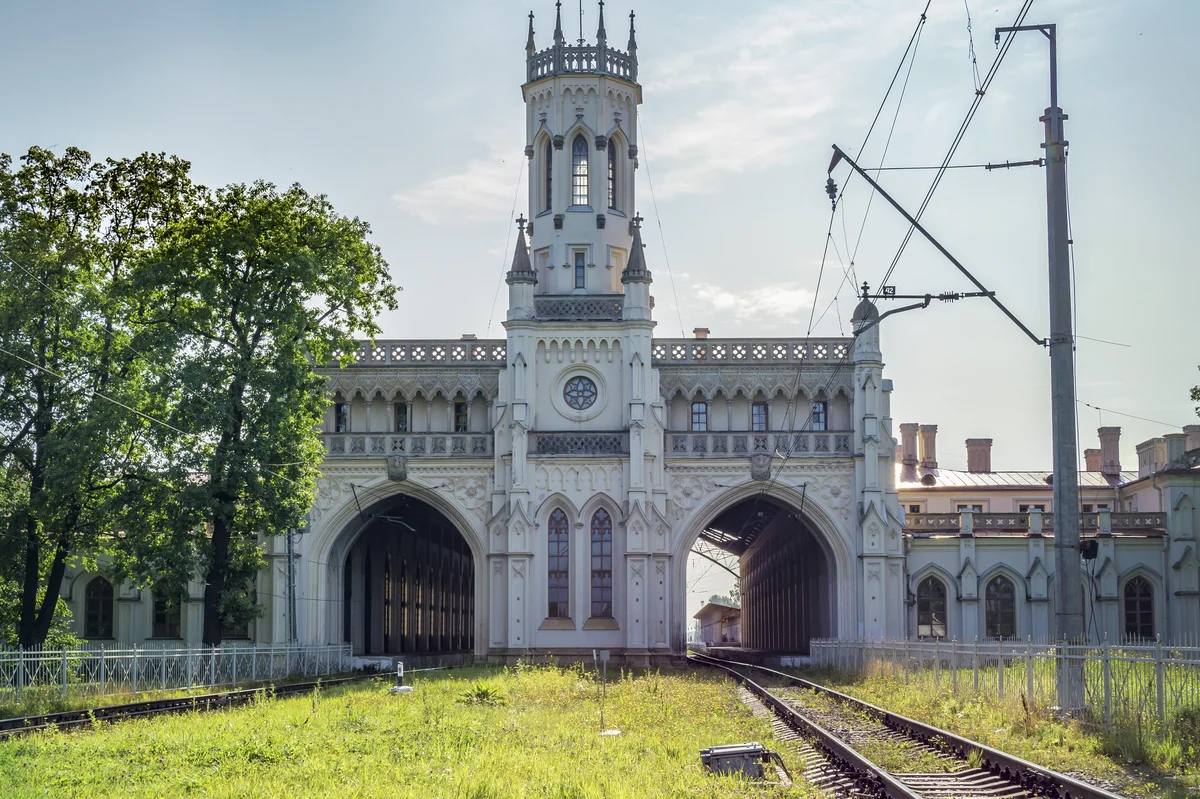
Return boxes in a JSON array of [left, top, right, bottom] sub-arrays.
[[336, 494, 475, 656], [679, 484, 851, 658]]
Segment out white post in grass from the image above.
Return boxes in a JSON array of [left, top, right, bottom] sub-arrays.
[[1155, 635, 1166, 724], [1026, 637, 1035, 702], [1102, 634, 1112, 725]]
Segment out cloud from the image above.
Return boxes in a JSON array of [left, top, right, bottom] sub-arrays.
[[692, 281, 814, 321], [644, 1, 930, 198], [393, 148, 523, 225]]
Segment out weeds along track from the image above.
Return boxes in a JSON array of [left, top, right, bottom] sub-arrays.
[[690, 652, 1127, 799], [0, 674, 374, 739]]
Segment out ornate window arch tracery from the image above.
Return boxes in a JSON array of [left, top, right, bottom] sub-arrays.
[[916, 575, 946, 639], [547, 509, 570, 618], [571, 134, 590, 206], [984, 575, 1016, 639], [589, 508, 613, 618], [84, 576, 114, 639]]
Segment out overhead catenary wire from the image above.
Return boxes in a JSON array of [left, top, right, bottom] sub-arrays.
[[485, 158, 528, 335], [637, 119, 687, 339], [876, 0, 1035, 291]]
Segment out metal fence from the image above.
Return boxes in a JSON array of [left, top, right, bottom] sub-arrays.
[[810, 637, 1200, 739], [0, 643, 352, 699]]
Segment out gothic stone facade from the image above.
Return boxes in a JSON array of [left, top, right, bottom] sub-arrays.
[[57, 6, 1200, 656]]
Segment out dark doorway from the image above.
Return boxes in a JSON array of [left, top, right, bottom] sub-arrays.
[[343, 495, 474, 656]]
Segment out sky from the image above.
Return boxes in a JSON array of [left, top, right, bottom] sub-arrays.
[[3, 1, 1197, 615]]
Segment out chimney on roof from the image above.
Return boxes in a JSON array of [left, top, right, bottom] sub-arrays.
[[1098, 427, 1121, 475], [461, 333, 477, 340], [693, 327, 710, 339], [918, 424, 938, 471], [965, 438, 992, 473], [1083, 448, 1102, 472], [898, 423, 919, 479], [1184, 425, 1200, 453], [1136, 438, 1162, 478], [1165, 432, 1188, 467]]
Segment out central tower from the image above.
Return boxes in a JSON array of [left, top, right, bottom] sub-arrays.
[[519, 1, 642, 302]]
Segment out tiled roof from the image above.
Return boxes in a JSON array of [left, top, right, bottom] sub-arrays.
[[895, 464, 1137, 489]]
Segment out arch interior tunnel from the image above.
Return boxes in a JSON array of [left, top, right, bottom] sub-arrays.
[[343, 495, 474, 656], [699, 496, 833, 656]]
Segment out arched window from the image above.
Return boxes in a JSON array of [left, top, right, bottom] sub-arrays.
[[1124, 576, 1154, 640], [152, 580, 182, 639], [916, 576, 946, 639], [691, 401, 708, 432], [590, 508, 614, 618], [607, 139, 618, 210], [543, 138, 553, 212], [547, 509, 570, 618], [571, 134, 589, 206], [984, 575, 1016, 639], [84, 577, 114, 639]]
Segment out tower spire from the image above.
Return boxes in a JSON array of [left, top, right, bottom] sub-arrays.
[[506, 215, 537, 285], [526, 10, 536, 53], [627, 9, 637, 52], [596, 0, 606, 41], [621, 214, 651, 283], [553, 1, 565, 45]]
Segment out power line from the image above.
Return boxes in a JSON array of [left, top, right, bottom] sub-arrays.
[[638, 119, 687, 338], [876, 0, 1035, 291], [1075, 401, 1188, 431], [485, 158, 527, 335]]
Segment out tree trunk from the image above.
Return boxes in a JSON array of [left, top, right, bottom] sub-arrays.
[[202, 513, 230, 645], [18, 513, 40, 648]]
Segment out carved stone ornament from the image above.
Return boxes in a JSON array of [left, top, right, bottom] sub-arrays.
[[750, 453, 772, 481], [386, 455, 408, 482]]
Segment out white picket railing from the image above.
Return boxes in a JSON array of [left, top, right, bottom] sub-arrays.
[[810, 637, 1200, 737], [0, 643, 352, 699]]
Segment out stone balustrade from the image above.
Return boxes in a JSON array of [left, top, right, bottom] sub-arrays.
[[527, 44, 637, 82], [329, 340, 507, 367], [665, 430, 852, 458], [651, 338, 851, 365], [324, 432, 492, 458], [906, 510, 1167, 535]]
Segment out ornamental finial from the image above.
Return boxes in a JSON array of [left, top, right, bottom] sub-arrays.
[[627, 9, 637, 51], [553, 0, 565, 44], [516, 214, 527, 233], [631, 212, 643, 230], [596, 0, 606, 41], [526, 11, 536, 52]]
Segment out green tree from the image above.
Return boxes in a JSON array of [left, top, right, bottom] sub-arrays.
[[0, 147, 196, 646], [135, 181, 397, 644]]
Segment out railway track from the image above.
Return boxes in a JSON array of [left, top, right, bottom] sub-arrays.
[[0, 673, 374, 739], [689, 652, 1126, 799]]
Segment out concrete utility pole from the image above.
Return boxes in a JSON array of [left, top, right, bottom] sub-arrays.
[[998, 22, 1084, 712]]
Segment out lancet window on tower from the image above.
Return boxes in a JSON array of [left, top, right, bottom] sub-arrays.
[[607, 139, 618, 210], [543, 138, 553, 212], [571, 134, 589, 206]]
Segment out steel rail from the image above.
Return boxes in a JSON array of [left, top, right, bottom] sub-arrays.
[[693, 652, 1127, 799], [690, 652, 922, 798], [0, 673, 375, 739]]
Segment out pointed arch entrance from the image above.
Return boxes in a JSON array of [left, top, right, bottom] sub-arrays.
[[333, 494, 475, 656], [677, 483, 852, 657]]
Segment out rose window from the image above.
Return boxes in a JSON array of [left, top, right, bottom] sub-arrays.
[[563, 376, 598, 410]]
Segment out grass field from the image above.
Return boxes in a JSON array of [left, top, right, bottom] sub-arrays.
[[0, 665, 817, 799]]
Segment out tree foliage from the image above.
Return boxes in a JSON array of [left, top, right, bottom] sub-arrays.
[[0, 147, 196, 646], [131, 181, 397, 644]]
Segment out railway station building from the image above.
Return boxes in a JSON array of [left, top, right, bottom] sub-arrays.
[[58, 5, 1200, 661]]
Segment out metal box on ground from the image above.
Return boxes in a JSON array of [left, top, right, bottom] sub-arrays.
[[699, 742, 771, 779]]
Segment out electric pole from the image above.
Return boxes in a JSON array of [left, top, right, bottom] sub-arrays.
[[998, 22, 1084, 713]]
